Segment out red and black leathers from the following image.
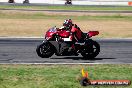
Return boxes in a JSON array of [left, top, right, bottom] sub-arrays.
[[70, 24, 84, 42]]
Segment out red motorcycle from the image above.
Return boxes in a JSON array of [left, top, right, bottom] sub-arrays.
[[36, 27, 100, 59]]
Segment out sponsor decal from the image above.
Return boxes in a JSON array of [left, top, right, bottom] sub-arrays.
[[80, 68, 131, 86]]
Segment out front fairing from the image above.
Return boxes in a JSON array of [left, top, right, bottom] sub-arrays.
[[58, 30, 70, 38], [45, 27, 57, 40]]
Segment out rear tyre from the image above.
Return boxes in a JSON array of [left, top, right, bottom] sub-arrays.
[[81, 40, 100, 59], [36, 42, 54, 58]]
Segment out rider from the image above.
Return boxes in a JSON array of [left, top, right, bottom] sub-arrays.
[[59, 19, 84, 54], [60, 19, 84, 42]]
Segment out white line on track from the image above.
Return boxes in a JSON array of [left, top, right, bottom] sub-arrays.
[[0, 62, 131, 65]]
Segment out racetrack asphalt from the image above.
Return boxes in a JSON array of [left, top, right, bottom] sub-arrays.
[[0, 38, 132, 64]]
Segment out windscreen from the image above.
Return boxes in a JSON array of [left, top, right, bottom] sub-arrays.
[[48, 27, 57, 32]]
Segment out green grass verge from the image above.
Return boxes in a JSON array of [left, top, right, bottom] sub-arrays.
[[0, 5, 132, 11], [0, 11, 132, 21], [0, 64, 132, 88]]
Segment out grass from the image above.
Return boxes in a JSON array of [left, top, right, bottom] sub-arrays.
[[1, 5, 132, 11], [0, 12, 132, 20], [0, 18, 132, 38], [0, 11, 132, 38], [0, 64, 132, 88], [0, 10, 132, 21]]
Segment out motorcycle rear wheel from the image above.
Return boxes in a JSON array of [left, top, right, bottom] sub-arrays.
[[81, 40, 100, 59], [36, 42, 54, 58]]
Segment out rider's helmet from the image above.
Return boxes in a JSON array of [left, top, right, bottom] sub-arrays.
[[63, 19, 73, 29]]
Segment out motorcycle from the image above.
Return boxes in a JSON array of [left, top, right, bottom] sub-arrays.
[[65, 0, 72, 5], [36, 27, 100, 59]]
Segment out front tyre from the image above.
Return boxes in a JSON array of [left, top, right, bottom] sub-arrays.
[[81, 40, 100, 59], [36, 42, 54, 58]]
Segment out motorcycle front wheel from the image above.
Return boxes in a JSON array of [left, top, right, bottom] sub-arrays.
[[81, 40, 100, 59], [36, 42, 54, 58]]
